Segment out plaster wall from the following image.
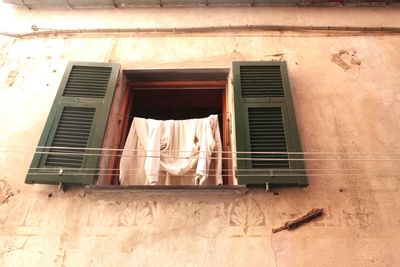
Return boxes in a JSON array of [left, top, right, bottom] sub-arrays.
[[0, 4, 400, 267]]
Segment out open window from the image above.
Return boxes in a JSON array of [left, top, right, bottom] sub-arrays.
[[26, 61, 307, 188], [108, 69, 233, 185]]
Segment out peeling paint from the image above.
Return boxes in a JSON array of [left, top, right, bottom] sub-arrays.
[[0, 180, 13, 204], [6, 70, 18, 86], [331, 49, 362, 71]]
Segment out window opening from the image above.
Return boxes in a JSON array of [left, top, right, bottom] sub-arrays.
[[107, 70, 231, 186]]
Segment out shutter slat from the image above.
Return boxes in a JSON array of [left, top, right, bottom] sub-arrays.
[[63, 65, 112, 98], [240, 65, 285, 98], [248, 107, 290, 168], [45, 106, 96, 168]]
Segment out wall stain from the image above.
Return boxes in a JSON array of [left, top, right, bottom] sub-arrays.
[[343, 205, 374, 230], [331, 49, 361, 71], [0, 237, 28, 257], [0, 180, 13, 204], [331, 50, 351, 70], [6, 70, 18, 87]]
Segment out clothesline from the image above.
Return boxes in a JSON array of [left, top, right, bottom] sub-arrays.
[[1, 145, 399, 155], [25, 172, 400, 177], [3, 150, 400, 161], [22, 167, 400, 173], [1, 146, 400, 155]]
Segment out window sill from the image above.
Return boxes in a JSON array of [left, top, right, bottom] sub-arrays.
[[87, 184, 246, 193]]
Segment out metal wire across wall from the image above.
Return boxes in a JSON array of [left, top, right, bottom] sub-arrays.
[[1, 145, 399, 178]]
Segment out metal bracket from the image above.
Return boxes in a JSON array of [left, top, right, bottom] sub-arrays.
[[58, 182, 66, 192], [266, 182, 269, 191], [58, 168, 66, 192]]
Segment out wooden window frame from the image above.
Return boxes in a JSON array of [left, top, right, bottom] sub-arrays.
[[97, 71, 233, 185]]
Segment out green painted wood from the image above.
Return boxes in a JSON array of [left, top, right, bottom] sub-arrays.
[[233, 61, 307, 187], [26, 62, 120, 185]]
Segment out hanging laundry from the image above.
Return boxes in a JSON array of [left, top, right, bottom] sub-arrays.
[[119, 115, 222, 185]]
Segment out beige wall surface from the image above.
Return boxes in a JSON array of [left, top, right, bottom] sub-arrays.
[[0, 3, 400, 267]]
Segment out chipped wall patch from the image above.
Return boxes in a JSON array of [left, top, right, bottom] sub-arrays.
[[0, 180, 13, 203], [6, 70, 18, 87], [350, 58, 361, 66], [331, 49, 361, 71]]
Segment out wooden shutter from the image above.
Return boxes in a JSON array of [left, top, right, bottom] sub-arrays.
[[233, 61, 307, 187], [26, 62, 120, 185]]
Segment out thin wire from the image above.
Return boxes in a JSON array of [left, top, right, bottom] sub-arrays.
[[2, 150, 400, 161], [24, 167, 400, 172], [1, 145, 399, 155], [26, 173, 400, 177]]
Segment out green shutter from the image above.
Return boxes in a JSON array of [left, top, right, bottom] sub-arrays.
[[233, 61, 307, 187], [26, 62, 120, 185]]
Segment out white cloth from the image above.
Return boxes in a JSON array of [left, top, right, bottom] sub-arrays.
[[119, 115, 222, 185]]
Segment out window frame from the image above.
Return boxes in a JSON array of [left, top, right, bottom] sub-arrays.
[[97, 70, 233, 186]]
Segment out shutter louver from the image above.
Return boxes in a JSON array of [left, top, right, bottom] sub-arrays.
[[45, 107, 96, 168], [26, 62, 120, 185], [248, 107, 289, 168], [63, 65, 111, 98], [233, 61, 307, 187], [240, 65, 285, 97]]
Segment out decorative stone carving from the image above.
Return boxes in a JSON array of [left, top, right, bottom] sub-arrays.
[[228, 197, 265, 235], [118, 201, 155, 226]]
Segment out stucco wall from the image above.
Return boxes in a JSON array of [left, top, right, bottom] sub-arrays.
[[0, 3, 400, 267]]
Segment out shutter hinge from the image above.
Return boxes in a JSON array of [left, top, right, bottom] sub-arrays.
[[230, 77, 234, 85]]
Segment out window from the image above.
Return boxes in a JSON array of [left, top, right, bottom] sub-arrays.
[[26, 61, 307, 188]]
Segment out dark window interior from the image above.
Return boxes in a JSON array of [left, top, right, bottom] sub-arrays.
[[131, 88, 222, 122]]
